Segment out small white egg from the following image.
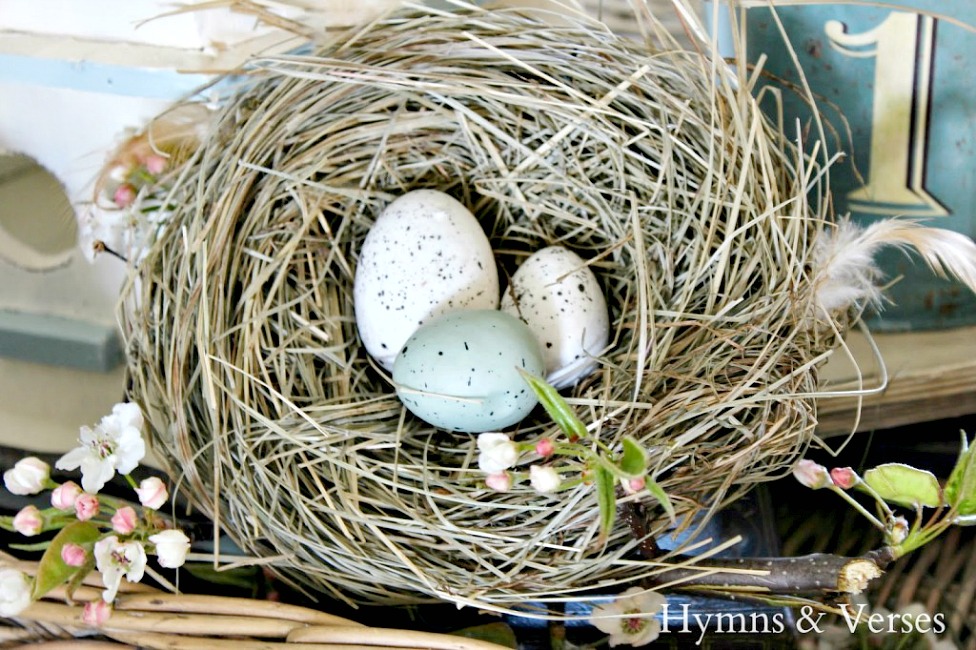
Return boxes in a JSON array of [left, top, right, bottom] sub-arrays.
[[501, 246, 609, 388], [393, 310, 544, 433], [354, 189, 499, 370]]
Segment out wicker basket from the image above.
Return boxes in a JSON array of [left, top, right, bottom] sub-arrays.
[[0, 552, 512, 650]]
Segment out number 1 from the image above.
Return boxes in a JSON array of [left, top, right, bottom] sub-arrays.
[[825, 12, 947, 216]]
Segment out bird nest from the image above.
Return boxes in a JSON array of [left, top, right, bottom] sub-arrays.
[[117, 2, 841, 611]]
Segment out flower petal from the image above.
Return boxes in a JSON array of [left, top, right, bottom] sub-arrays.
[[114, 428, 146, 475], [589, 602, 624, 635], [100, 568, 123, 603], [78, 425, 98, 446], [79, 458, 114, 494], [112, 403, 144, 431], [55, 446, 90, 472], [122, 543, 147, 584]]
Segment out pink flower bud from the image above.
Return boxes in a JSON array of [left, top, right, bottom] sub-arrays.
[[13, 505, 42, 536], [61, 543, 87, 567], [143, 154, 167, 175], [74, 493, 100, 521], [830, 467, 860, 490], [134, 477, 168, 510], [623, 477, 646, 495], [485, 472, 513, 492], [82, 599, 112, 626], [113, 183, 137, 208], [111, 506, 138, 534], [535, 438, 554, 458], [792, 459, 832, 489], [51, 481, 82, 510]]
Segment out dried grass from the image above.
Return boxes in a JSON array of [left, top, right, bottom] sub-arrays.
[[119, 0, 844, 612]]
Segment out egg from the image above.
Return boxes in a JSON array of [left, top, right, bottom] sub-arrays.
[[501, 246, 610, 388], [354, 189, 499, 370], [392, 310, 544, 433]]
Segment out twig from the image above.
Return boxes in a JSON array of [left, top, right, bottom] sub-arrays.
[[643, 547, 898, 596]]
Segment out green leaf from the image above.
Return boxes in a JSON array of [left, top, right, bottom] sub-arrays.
[[183, 563, 264, 596], [32, 521, 100, 600], [594, 465, 616, 545], [518, 370, 587, 442], [944, 433, 976, 515], [618, 436, 648, 478], [9, 541, 53, 552], [451, 623, 518, 649], [862, 463, 942, 509], [645, 477, 676, 526], [64, 555, 97, 602]]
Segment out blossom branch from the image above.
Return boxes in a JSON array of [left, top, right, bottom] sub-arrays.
[[0, 402, 192, 621]]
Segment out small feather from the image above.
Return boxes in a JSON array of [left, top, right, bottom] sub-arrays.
[[813, 218, 976, 314]]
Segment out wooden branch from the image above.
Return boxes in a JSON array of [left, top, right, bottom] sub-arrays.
[[642, 548, 898, 596]]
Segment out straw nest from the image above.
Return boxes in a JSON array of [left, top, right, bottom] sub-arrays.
[[119, 3, 840, 610]]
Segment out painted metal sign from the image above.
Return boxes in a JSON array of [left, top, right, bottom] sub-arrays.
[[740, 2, 975, 330]]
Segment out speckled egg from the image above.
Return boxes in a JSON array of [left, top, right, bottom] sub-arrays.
[[392, 310, 544, 433], [354, 189, 499, 370], [500, 246, 609, 389]]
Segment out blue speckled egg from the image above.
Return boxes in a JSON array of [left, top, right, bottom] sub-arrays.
[[392, 310, 545, 433]]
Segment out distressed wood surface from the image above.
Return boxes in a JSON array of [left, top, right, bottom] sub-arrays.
[[817, 326, 976, 436]]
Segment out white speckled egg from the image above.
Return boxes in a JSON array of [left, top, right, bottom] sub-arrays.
[[392, 310, 544, 433], [501, 246, 609, 388], [354, 189, 499, 370]]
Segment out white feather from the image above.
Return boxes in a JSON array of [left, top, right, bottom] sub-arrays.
[[813, 218, 976, 314]]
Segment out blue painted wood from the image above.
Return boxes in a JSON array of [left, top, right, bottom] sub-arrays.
[[0, 309, 122, 371], [0, 51, 212, 98]]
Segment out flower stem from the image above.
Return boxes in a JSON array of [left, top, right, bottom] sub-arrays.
[[855, 480, 896, 521], [829, 485, 886, 531]]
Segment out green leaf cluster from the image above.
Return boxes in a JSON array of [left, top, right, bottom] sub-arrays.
[[521, 370, 675, 543], [945, 434, 976, 517]]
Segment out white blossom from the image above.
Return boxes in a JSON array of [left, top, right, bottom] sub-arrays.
[[79, 204, 167, 264], [529, 465, 562, 494], [0, 568, 32, 616], [94, 536, 147, 603], [149, 529, 191, 569], [589, 587, 666, 648], [3, 457, 50, 495], [57, 403, 146, 494], [477, 433, 519, 473]]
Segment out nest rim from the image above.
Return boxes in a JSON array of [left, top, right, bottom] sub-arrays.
[[118, 3, 836, 610]]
